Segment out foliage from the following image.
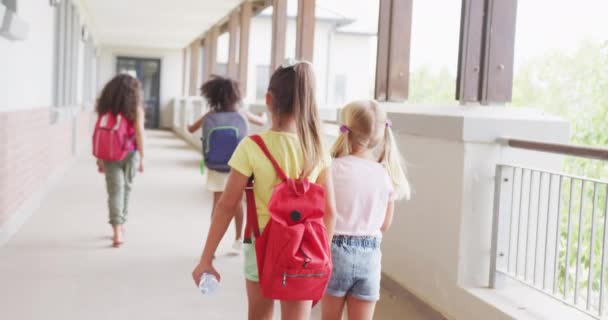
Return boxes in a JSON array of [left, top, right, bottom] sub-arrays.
[[408, 66, 456, 105], [511, 40, 608, 309], [512, 40, 608, 179]]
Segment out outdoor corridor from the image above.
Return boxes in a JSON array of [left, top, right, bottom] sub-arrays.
[[0, 130, 439, 320]]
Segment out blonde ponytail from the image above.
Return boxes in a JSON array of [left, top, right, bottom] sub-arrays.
[[332, 100, 411, 200], [379, 125, 411, 200], [331, 131, 351, 158]]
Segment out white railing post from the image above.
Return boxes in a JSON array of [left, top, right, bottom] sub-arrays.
[[490, 165, 504, 289]]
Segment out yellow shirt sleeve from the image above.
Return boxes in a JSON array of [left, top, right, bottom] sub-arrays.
[[228, 138, 254, 177]]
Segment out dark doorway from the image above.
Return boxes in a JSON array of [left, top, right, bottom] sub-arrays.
[[116, 57, 161, 129]]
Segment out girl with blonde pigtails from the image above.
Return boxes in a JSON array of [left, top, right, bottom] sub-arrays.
[[322, 100, 411, 320]]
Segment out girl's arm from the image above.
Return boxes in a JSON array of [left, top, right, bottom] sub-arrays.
[[135, 107, 145, 172], [187, 114, 207, 133], [380, 200, 395, 233], [192, 170, 249, 284], [317, 168, 337, 240], [244, 110, 268, 126], [96, 159, 105, 173]]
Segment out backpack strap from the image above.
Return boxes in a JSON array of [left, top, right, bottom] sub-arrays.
[[112, 114, 123, 131], [249, 135, 288, 182], [243, 135, 287, 243], [244, 177, 259, 242]]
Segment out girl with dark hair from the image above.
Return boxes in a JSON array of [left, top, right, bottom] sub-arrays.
[[95, 74, 145, 248], [187, 75, 267, 252]]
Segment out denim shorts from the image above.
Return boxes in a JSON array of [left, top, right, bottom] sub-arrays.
[[326, 235, 382, 301]]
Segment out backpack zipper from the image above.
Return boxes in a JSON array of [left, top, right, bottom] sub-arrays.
[[282, 272, 325, 286]]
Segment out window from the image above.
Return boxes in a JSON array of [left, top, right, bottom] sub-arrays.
[[511, 0, 608, 178], [248, 7, 272, 102], [408, 0, 460, 105], [255, 65, 270, 101], [508, 0, 608, 311], [332, 74, 346, 105], [216, 63, 228, 77], [314, 0, 379, 112], [216, 32, 229, 76], [53, 0, 80, 107], [82, 38, 97, 104], [284, 0, 297, 60], [213, 13, 240, 80]]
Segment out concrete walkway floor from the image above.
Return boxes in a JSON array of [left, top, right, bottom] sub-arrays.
[[0, 130, 441, 320]]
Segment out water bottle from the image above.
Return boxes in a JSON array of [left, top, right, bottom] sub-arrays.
[[198, 273, 219, 295]]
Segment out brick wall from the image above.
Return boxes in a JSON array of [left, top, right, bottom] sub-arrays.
[[0, 108, 91, 226]]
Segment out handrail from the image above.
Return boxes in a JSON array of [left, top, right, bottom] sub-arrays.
[[504, 138, 608, 161]]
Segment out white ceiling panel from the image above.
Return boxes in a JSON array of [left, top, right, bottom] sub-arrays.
[[82, 0, 244, 49]]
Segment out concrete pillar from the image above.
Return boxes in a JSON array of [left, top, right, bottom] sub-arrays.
[[227, 10, 239, 79], [238, 1, 252, 95], [296, 0, 315, 62], [270, 0, 287, 72]]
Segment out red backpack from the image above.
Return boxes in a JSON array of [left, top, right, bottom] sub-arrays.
[[92, 112, 134, 161], [244, 135, 332, 301]]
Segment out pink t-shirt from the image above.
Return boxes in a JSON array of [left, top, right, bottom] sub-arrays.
[[331, 155, 394, 237]]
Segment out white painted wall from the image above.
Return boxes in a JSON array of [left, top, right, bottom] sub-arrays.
[[0, 1, 97, 111], [98, 46, 183, 128], [0, 1, 55, 109]]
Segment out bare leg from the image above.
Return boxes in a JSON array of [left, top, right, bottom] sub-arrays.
[[345, 295, 376, 320], [212, 192, 222, 218], [246, 280, 274, 320], [112, 224, 123, 248], [322, 295, 347, 320], [280, 300, 312, 320]]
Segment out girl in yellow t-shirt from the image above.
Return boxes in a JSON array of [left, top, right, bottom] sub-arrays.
[[192, 61, 337, 320]]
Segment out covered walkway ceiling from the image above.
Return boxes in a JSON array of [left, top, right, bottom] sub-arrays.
[[82, 0, 244, 48]]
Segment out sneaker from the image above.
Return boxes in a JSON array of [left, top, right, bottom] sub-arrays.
[[232, 240, 243, 253]]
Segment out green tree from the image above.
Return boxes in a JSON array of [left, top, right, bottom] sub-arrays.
[[512, 41, 608, 306], [512, 41, 608, 179], [409, 66, 456, 104]]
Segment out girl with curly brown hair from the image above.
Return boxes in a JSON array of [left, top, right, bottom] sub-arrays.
[[188, 75, 267, 253], [95, 74, 145, 248]]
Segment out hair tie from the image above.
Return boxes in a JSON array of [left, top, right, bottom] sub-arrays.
[[339, 124, 350, 134], [385, 119, 393, 128]]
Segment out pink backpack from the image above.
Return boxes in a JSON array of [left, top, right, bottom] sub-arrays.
[[92, 112, 134, 161]]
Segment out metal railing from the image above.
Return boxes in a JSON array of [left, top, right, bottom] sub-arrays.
[[490, 139, 608, 319]]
